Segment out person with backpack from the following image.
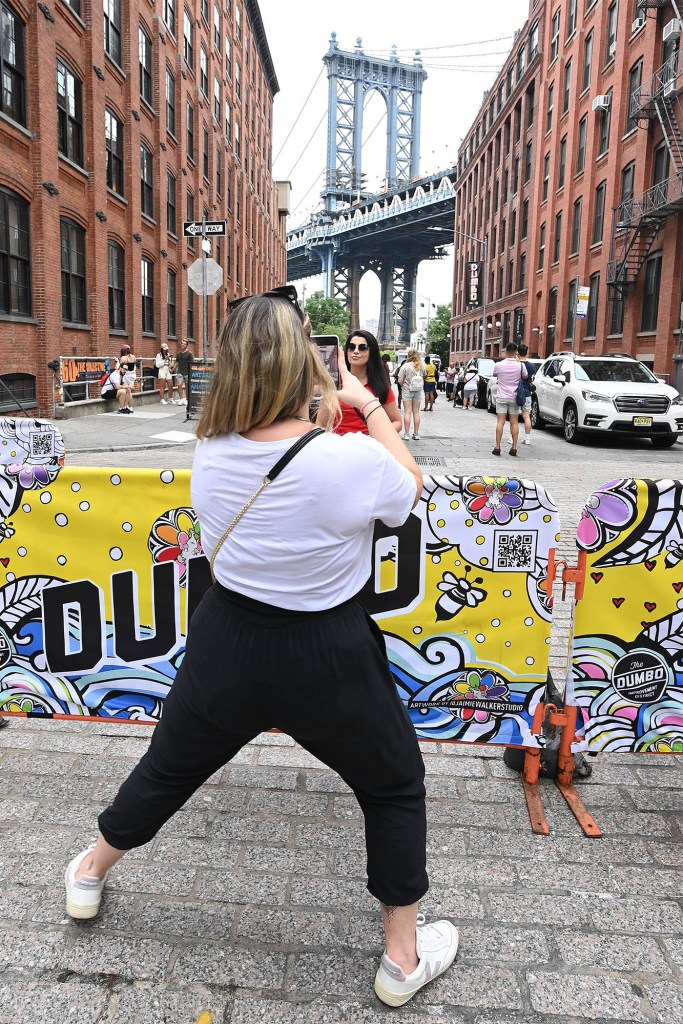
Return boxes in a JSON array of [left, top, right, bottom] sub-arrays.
[[397, 349, 424, 440], [100, 367, 134, 414], [515, 344, 536, 446], [462, 366, 479, 410], [491, 343, 527, 456]]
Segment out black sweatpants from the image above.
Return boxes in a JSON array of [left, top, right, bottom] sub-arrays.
[[98, 584, 429, 907]]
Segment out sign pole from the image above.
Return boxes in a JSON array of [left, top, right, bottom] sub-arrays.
[[202, 214, 208, 362]]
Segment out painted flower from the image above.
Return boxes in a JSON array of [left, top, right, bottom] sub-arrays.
[[648, 738, 683, 754], [465, 477, 523, 526], [450, 670, 509, 723], [148, 507, 203, 586], [576, 480, 635, 551], [4, 463, 54, 489]]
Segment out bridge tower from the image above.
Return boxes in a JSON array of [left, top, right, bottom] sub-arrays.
[[316, 34, 427, 344]]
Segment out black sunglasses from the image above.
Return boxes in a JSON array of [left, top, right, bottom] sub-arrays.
[[228, 285, 303, 322], [346, 342, 369, 352]]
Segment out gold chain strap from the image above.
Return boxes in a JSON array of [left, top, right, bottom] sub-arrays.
[[209, 477, 271, 582]]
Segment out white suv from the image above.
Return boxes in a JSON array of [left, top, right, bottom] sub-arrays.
[[531, 353, 683, 448]]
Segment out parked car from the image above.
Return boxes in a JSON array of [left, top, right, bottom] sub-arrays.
[[486, 358, 542, 413], [459, 356, 501, 408], [530, 352, 683, 447]]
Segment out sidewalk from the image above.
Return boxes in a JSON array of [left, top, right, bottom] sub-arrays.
[[1, 394, 681, 1024]]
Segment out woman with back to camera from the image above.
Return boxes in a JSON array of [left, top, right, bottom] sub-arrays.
[[333, 329, 402, 435], [397, 347, 425, 440], [63, 286, 459, 1008]]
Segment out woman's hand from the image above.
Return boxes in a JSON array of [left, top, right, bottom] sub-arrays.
[[337, 347, 372, 409]]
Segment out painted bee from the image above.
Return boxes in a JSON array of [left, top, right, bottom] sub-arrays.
[[435, 566, 487, 622]]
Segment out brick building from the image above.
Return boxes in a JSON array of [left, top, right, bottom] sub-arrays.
[[0, 0, 288, 414], [451, 0, 683, 382]]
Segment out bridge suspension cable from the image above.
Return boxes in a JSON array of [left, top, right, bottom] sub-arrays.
[[284, 109, 328, 180], [272, 66, 324, 168]]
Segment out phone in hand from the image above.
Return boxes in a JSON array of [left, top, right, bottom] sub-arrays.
[[312, 336, 341, 387]]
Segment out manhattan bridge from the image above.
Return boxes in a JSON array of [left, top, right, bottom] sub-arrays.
[[286, 34, 457, 346]]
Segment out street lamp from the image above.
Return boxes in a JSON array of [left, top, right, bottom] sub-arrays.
[[400, 289, 436, 352]]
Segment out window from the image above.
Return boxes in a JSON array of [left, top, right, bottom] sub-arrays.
[[566, 278, 578, 340], [186, 190, 195, 250], [524, 141, 532, 183], [60, 219, 86, 324], [517, 47, 525, 81], [546, 83, 554, 133], [213, 75, 220, 121], [139, 26, 152, 105], [0, 187, 30, 315], [577, 115, 587, 173], [202, 124, 209, 179], [235, 2, 241, 38], [522, 198, 529, 239], [107, 241, 125, 329], [501, 218, 506, 252], [627, 60, 642, 132], [226, 35, 232, 79], [606, 2, 618, 62], [166, 171, 176, 235], [141, 257, 154, 333], [506, 64, 513, 97], [235, 60, 241, 100], [529, 21, 539, 60], [526, 82, 535, 127], [567, 0, 577, 36], [571, 198, 582, 254], [167, 269, 176, 337], [0, 2, 25, 126], [542, 152, 550, 201], [200, 0, 207, 22], [213, 2, 221, 51], [224, 98, 231, 142], [593, 180, 607, 243], [653, 142, 670, 186], [508, 259, 515, 294], [558, 136, 567, 188], [550, 7, 561, 62], [64, 0, 81, 17], [166, 68, 175, 135], [234, 120, 240, 161], [163, 0, 175, 36], [641, 253, 662, 331], [186, 100, 194, 160], [140, 144, 153, 217], [200, 46, 208, 96], [0, 374, 36, 411], [104, 0, 122, 66], [538, 221, 546, 269], [183, 9, 193, 68], [553, 211, 562, 263], [513, 157, 520, 195], [582, 30, 593, 92], [598, 91, 612, 155], [105, 110, 124, 196], [586, 272, 600, 337], [187, 286, 194, 338], [563, 59, 572, 114], [519, 252, 527, 290], [56, 58, 83, 167], [511, 209, 517, 245], [621, 161, 635, 207], [609, 289, 624, 334], [215, 145, 221, 195], [548, 287, 558, 339]]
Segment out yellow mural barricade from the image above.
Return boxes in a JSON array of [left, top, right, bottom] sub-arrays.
[[569, 478, 683, 755]]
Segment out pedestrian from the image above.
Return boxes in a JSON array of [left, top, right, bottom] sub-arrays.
[[445, 362, 456, 401], [393, 359, 407, 410], [423, 359, 437, 411], [491, 342, 527, 457], [174, 339, 193, 406], [155, 344, 175, 404], [100, 366, 134, 414], [116, 344, 136, 382], [438, 366, 447, 392], [381, 352, 393, 385], [462, 366, 479, 409], [333, 330, 402, 434], [516, 343, 535, 446], [64, 287, 459, 1008], [397, 348, 425, 439]]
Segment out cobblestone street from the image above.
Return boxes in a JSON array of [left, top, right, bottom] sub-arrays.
[[1, 400, 682, 1024]]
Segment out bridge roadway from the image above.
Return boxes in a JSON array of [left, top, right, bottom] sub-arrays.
[[0, 400, 681, 1023]]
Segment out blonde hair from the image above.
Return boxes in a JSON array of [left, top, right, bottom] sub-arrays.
[[197, 296, 339, 437], [406, 348, 423, 372]]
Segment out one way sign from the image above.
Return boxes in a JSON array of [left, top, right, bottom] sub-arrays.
[[183, 220, 226, 237]]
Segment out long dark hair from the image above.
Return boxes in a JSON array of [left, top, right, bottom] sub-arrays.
[[344, 329, 389, 404]]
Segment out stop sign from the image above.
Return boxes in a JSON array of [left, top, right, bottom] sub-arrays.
[[188, 257, 223, 296]]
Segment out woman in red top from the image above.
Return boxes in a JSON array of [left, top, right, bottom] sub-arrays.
[[335, 330, 402, 435]]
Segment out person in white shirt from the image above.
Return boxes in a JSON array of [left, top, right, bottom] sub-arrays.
[[100, 367, 134, 414], [64, 286, 459, 1008]]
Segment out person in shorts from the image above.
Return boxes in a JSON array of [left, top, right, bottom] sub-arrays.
[[491, 343, 527, 456], [101, 367, 134, 414], [422, 360, 437, 411], [515, 344, 535, 446], [155, 344, 175, 404], [397, 349, 425, 439], [174, 339, 193, 405]]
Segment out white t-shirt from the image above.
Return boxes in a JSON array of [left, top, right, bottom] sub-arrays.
[[191, 430, 417, 611]]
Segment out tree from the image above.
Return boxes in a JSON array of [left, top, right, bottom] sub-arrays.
[[304, 291, 349, 336], [421, 303, 452, 364]]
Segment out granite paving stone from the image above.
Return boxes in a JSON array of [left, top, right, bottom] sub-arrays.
[[0, 799, 39, 824], [197, 868, 288, 905], [644, 982, 683, 1024], [0, 924, 68, 972], [416, 965, 524, 1010], [490, 893, 593, 928], [295, 823, 366, 851], [211, 814, 291, 845], [581, 809, 674, 837], [631, 788, 683, 811], [5, 826, 80, 857], [60, 932, 174, 981], [527, 972, 648, 1021], [227, 765, 300, 789], [455, 925, 551, 964], [648, 840, 683, 866], [428, 855, 519, 888], [464, 780, 529, 803], [229, 998, 456, 1024], [173, 943, 286, 988], [664, 937, 683, 967], [73, 894, 235, 940], [289, 877, 377, 911], [516, 862, 618, 895], [0, 979, 110, 1024], [256, 747, 327, 769], [151, 837, 240, 867], [105, 983, 229, 1024], [246, 791, 330, 817], [635, 766, 683, 788], [184, 788, 247, 813], [289, 950, 376, 995], [612, 865, 683, 898], [0, 751, 78, 775], [235, 907, 340, 946], [592, 897, 683, 934], [303, 771, 353, 794], [0, 886, 42, 922], [108, 861, 198, 896], [557, 930, 672, 973], [241, 846, 331, 876]]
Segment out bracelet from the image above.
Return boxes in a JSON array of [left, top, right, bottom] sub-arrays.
[[359, 397, 379, 415], [364, 403, 384, 423]]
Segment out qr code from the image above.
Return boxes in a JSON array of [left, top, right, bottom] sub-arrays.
[[493, 531, 536, 572], [29, 430, 56, 459]]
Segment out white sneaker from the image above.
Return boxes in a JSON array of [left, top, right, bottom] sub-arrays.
[[412, 433, 420, 440], [160, 399, 168, 405], [401, 433, 411, 440], [180, 398, 187, 405], [374, 915, 459, 1007], [522, 436, 531, 445], [65, 847, 108, 920]]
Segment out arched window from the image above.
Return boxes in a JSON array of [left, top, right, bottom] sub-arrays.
[[0, 1, 25, 126], [60, 218, 87, 324], [0, 187, 31, 315], [108, 241, 125, 329]]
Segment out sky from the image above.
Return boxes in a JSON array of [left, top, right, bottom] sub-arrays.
[[258, 0, 530, 327]]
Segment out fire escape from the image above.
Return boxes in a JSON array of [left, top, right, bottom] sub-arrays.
[[607, 19, 683, 295]]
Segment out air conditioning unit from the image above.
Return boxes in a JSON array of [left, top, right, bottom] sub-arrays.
[[632, 16, 646, 32], [592, 94, 611, 111], [663, 18, 682, 41], [664, 78, 678, 97]]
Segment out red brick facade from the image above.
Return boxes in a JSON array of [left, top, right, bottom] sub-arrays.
[[0, 0, 287, 414], [451, 0, 683, 381]]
